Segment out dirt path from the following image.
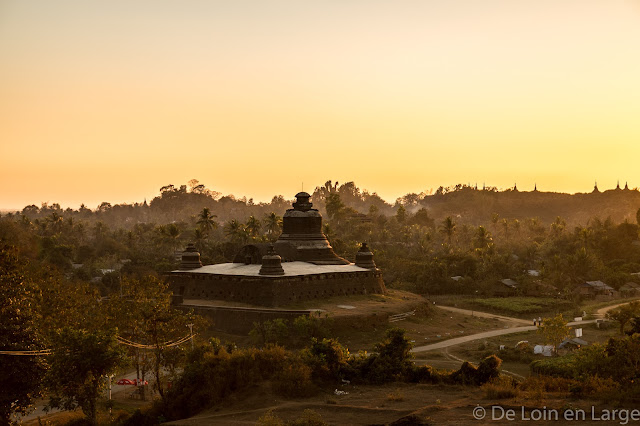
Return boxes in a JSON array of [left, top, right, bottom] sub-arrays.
[[434, 305, 532, 325], [594, 301, 636, 317], [414, 299, 640, 354], [412, 320, 597, 353]]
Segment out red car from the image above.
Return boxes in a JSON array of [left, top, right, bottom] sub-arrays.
[[116, 378, 135, 385]]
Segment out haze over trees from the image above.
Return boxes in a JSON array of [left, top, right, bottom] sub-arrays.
[[3, 179, 640, 298]]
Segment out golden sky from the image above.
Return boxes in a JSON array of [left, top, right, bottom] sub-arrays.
[[1, 1, 640, 210]]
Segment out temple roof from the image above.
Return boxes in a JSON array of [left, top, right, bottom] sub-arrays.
[[171, 261, 369, 277]]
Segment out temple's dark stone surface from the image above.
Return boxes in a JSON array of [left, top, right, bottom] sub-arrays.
[[259, 245, 285, 276], [274, 192, 349, 265], [179, 243, 202, 270], [355, 243, 376, 269]]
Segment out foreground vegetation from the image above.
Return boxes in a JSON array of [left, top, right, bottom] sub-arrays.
[[123, 328, 502, 424]]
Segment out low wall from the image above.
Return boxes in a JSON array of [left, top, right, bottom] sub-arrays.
[[169, 270, 385, 307]]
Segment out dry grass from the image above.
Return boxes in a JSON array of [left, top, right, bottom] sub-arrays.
[[386, 391, 405, 402]]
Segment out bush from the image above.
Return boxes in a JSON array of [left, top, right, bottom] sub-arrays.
[[250, 319, 290, 346], [476, 355, 502, 384], [406, 365, 437, 384], [161, 345, 289, 420], [483, 377, 519, 399], [272, 362, 316, 398], [289, 409, 328, 426], [257, 409, 328, 426], [302, 338, 350, 382], [569, 376, 619, 399], [448, 356, 502, 386], [293, 313, 331, 342], [387, 391, 405, 402], [349, 328, 415, 384]]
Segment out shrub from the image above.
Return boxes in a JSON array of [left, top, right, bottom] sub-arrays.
[[569, 376, 619, 399], [448, 356, 502, 386], [302, 338, 350, 382], [293, 313, 331, 342], [476, 355, 502, 384], [289, 409, 328, 426], [257, 409, 285, 426], [350, 328, 415, 384], [406, 365, 437, 384], [483, 377, 519, 399], [387, 391, 405, 402], [272, 362, 316, 398], [257, 409, 328, 426], [250, 319, 290, 346]]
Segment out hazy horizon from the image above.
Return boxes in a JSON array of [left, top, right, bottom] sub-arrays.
[[2, 1, 639, 211], [1, 178, 637, 213]]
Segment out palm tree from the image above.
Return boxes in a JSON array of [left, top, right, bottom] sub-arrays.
[[473, 226, 493, 250], [94, 221, 107, 241], [439, 216, 456, 246], [224, 220, 248, 244], [46, 212, 64, 234], [263, 212, 282, 241], [550, 216, 566, 237], [193, 228, 206, 250], [197, 208, 217, 235], [245, 216, 262, 239], [165, 223, 181, 251], [512, 219, 521, 236], [501, 218, 509, 239]]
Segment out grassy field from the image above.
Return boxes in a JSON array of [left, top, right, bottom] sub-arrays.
[[433, 295, 640, 320], [432, 295, 573, 318]]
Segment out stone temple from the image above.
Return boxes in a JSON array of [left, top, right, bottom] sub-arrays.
[[169, 192, 385, 307]]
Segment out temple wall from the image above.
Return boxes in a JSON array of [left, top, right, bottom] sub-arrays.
[[168, 270, 385, 307]]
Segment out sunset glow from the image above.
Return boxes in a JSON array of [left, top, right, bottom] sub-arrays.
[[2, 0, 640, 210]]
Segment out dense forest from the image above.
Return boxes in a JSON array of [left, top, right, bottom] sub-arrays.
[[2, 179, 640, 298]]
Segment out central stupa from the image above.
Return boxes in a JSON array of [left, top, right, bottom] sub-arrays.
[[274, 192, 349, 265]]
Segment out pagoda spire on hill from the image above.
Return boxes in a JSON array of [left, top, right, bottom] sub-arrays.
[[592, 181, 600, 194]]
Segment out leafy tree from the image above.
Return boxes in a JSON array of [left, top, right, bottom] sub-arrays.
[[537, 314, 570, 355], [108, 276, 200, 402], [395, 205, 407, 224], [604, 334, 640, 383], [606, 301, 640, 334], [46, 327, 124, 425], [325, 193, 345, 220], [550, 216, 566, 237], [0, 247, 46, 423]]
